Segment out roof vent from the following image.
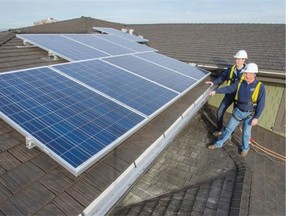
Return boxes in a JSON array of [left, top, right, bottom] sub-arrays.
[[129, 29, 134, 35]]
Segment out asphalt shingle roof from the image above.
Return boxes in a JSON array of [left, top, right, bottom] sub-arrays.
[[110, 171, 237, 215], [131, 24, 286, 73], [109, 105, 285, 216]]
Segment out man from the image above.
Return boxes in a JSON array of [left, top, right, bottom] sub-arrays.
[[207, 63, 266, 156], [206, 50, 247, 137]]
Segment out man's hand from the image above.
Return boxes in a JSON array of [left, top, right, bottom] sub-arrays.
[[209, 91, 216, 96], [205, 81, 213, 86], [251, 118, 258, 126]]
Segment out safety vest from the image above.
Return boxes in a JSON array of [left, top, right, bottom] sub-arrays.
[[227, 65, 244, 85], [235, 80, 262, 106]]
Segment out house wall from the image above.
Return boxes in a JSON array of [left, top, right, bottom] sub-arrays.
[[208, 82, 285, 136]]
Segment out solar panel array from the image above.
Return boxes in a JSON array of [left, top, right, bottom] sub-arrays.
[[1, 29, 210, 176]]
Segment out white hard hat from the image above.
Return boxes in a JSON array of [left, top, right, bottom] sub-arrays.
[[241, 63, 258, 73], [234, 50, 248, 59]]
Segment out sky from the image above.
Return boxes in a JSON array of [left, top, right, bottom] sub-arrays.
[[0, 0, 286, 29]]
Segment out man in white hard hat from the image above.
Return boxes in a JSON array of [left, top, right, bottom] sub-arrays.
[[207, 63, 266, 156], [206, 50, 248, 137]]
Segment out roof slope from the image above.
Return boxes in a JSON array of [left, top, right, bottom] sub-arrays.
[[16, 16, 125, 34], [130, 24, 286, 73], [6, 17, 286, 75]]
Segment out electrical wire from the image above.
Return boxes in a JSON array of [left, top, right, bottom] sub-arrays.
[[238, 127, 285, 162]]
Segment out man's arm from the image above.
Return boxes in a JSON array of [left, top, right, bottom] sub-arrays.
[[209, 81, 239, 96], [205, 67, 231, 86]]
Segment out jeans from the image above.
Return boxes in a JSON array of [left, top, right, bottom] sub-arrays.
[[216, 94, 235, 131], [215, 107, 253, 151]]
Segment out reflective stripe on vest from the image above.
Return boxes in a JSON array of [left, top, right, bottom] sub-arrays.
[[235, 81, 262, 106], [227, 65, 244, 85]]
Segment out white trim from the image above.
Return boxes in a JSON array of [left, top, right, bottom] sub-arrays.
[[81, 88, 211, 216], [197, 63, 285, 76]]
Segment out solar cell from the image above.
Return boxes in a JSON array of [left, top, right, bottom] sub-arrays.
[[94, 27, 149, 42], [53, 59, 178, 116], [17, 34, 109, 61], [104, 55, 198, 93], [0, 67, 144, 175]]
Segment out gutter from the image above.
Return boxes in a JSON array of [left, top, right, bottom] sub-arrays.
[[81, 87, 212, 216], [196, 64, 286, 84]]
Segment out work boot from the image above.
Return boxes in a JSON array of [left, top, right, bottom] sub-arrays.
[[212, 131, 222, 137], [241, 150, 249, 157], [208, 144, 217, 150]]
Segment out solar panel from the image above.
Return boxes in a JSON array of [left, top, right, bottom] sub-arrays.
[[0, 67, 145, 176], [53, 59, 178, 116], [94, 27, 149, 42], [104, 55, 199, 93], [64, 34, 135, 56], [95, 34, 156, 53], [135, 52, 210, 80], [17, 34, 109, 61]]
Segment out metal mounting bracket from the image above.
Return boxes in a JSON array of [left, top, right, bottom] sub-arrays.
[[26, 137, 36, 149], [48, 50, 59, 60]]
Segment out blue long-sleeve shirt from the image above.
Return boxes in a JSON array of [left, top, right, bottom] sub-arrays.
[[213, 64, 245, 86], [216, 79, 266, 119]]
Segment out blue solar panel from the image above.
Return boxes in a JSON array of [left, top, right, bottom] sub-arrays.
[[95, 34, 156, 53], [64, 34, 135, 55], [135, 52, 210, 80], [104, 55, 198, 93], [17, 34, 109, 61], [94, 27, 149, 42], [0, 68, 144, 175], [53, 59, 178, 116]]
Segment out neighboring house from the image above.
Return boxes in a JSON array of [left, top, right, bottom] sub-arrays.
[[0, 17, 285, 215]]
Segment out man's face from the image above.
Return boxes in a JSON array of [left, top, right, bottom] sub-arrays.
[[243, 72, 255, 82], [235, 58, 245, 67]]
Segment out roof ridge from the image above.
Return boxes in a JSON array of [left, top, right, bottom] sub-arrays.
[[0, 32, 16, 46]]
